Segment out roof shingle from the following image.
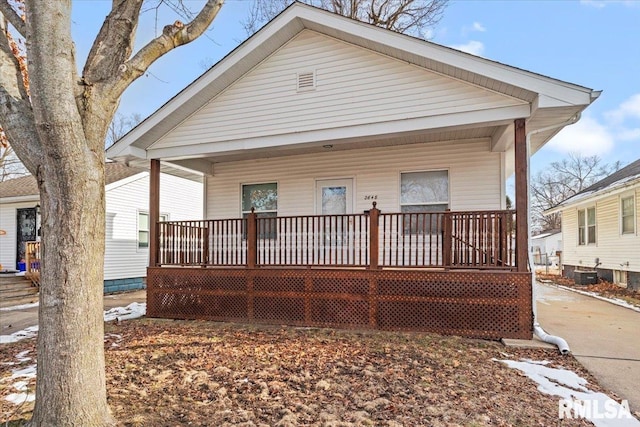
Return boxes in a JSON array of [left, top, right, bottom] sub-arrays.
[[0, 162, 145, 199]]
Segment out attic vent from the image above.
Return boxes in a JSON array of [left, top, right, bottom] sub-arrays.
[[297, 71, 316, 92]]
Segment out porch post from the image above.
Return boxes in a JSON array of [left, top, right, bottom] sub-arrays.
[[149, 159, 160, 267], [368, 202, 380, 270], [247, 208, 257, 269], [514, 119, 529, 272]]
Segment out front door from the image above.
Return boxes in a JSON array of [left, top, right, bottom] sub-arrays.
[[315, 179, 353, 215], [16, 208, 37, 269]]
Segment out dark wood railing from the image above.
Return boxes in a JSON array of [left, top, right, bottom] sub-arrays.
[[156, 207, 515, 270]]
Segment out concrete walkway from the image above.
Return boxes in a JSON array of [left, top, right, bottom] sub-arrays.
[[536, 282, 640, 413], [0, 290, 146, 336]]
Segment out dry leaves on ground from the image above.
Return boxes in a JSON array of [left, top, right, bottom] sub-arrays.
[[1, 319, 605, 426], [538, 273, 640, 308]]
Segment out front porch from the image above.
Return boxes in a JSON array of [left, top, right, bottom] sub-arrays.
[[147, 207, 532, 339]]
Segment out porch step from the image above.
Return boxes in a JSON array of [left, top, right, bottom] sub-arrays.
[[0, 275, 39, 301]]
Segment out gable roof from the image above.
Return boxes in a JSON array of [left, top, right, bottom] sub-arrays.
[[0, 162, 145, 200], [106, 2, 599, 173], [548, 158, 640, 211]]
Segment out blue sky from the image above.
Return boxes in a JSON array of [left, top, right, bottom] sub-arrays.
[[72, 0, 640, 173]]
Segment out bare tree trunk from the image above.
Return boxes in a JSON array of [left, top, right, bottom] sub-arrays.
[[30, 152, 112, 426]]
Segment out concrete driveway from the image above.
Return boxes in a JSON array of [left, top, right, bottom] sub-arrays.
[[536, 282, 640, 413]]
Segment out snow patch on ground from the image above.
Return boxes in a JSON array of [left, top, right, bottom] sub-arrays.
[[103, 302, 146, 322], [3, 353, 38, 405], [497, 359, 640, 427], [0, 302, 39, 312], [0, 326, 39, 344], [0, 302, 146, 345]]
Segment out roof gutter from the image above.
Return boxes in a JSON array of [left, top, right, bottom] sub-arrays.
[[527, 113, 581, 355]]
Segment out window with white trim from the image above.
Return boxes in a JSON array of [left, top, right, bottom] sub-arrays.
[[242, 183, 277, 238], [400, 170, 449, 233], [138, 212, 168, 249], [577, 207, 596, 245], [621, 195, 635, 234]]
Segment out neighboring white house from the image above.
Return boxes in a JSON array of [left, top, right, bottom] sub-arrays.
[[531, 230, 562, 266], [547, 158, 640, 290], [0, 162, 203, 292]]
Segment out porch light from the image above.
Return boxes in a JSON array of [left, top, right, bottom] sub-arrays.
[[322, 144, 333, 149]]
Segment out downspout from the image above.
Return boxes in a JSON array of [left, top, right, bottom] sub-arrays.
[[526, 113, 581, 355]]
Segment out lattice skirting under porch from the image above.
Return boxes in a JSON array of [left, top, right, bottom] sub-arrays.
[[146, 267, 533, 340]]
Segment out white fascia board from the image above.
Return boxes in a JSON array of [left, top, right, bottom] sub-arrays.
[[105, 172, 148, 192], [0, 195, 39, 204], [296, 8, 594, 106], [545, 178, 640, 215], [149, 104, 530, 160]]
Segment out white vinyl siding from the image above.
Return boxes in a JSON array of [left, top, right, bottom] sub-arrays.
[[104, 173, 202, 280], [206, 140, 501, 219], [151, 30, 526, 150], [562, 187, 640, 274]]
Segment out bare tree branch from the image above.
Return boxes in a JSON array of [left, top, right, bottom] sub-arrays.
[[0, 19, 41, 173], [244, 0, 447, 38], [531, 153, 623, 232], [109, 0, 224, 103], [0, 0, 25, 36], [82, 0, 144, 86]]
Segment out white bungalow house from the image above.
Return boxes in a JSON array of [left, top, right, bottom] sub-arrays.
[[105, 3, 599, 339], [0, 162, 203, 293], [546, 159, 640, 290]]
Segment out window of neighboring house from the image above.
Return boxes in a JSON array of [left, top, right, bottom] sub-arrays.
[[400, 170, 449, 233], [577, 207, 596, 245], [621, 195, 635, 234], [242, 183, 277, 238], [138, 212, 168, 249]]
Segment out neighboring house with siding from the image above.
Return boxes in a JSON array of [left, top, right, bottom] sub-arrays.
[[105, 3, 599, 339], [547, 159, 640, 290], [531, 230, 562, 266], [0, 162, 202, 293]]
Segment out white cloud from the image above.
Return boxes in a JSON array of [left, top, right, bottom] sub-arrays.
[[605, 93, 640, 124], [472, 22, 486, 32], [450, 40, 484, 56], [617, 128, 640, 141], [547, 116, 614, 156]]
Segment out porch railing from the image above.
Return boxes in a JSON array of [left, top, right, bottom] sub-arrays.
[[25, 241, 41, 286], [156, 206, 515, 270]]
